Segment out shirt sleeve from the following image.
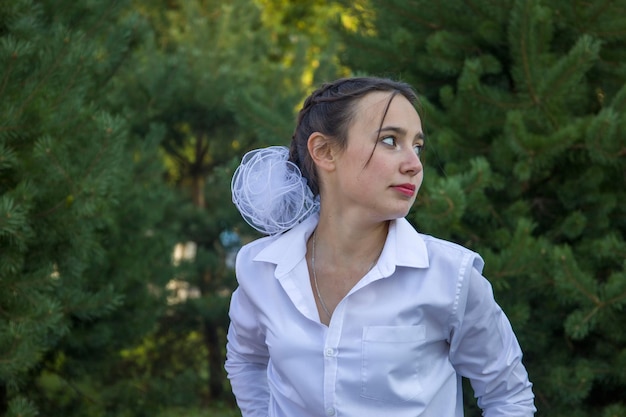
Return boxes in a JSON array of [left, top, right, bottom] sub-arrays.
[[225, 284, 270, 417], [448, 267, 536, 417]]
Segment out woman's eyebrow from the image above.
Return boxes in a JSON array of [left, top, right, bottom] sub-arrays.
[[378, 125, 425, 140]]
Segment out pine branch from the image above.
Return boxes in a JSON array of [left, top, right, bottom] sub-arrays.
[[467, 89, 528, 111], [0, 339, 20, 365], [518, 2, 540, 106], [32, 197, 66, 219], [511, 0, 562, 128], [584, 0, 614, 25], [385, 1, 441, 30], [560, 255, 601, 305], [0, 125, 27, 133], [606, 290, 626, 308], [15, 36, 74, 120], [50, 60, 88, 112], [0, 53, 17, 102], [42, 144, 76, 191], [13, 1, 123, 122]]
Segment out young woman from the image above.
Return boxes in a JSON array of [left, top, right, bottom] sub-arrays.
[[226, 77, 536, 416]]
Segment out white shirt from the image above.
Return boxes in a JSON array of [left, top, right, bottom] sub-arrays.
[[225, 214, 536, 417]]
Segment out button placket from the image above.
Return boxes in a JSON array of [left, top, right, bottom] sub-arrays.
[[322, 299, 345, 417]]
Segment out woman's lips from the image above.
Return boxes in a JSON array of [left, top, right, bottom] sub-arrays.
[[393, 183, 416, 197]]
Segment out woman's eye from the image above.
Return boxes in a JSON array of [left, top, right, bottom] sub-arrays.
[[414, 144, 424, 156], [381, 136, 396, 146]]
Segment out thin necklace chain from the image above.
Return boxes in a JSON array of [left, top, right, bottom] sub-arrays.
[[312, 230, 332, 319], [311, 230, 381, 320]]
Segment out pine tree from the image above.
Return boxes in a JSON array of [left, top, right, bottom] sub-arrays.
[[340, 1, 626, 416], [0, 1, 179, 416]]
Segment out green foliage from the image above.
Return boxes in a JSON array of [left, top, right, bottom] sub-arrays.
[[341, 0, 626, 415], [157, 404, 241, 417], [1, 0, 123, 382], [1, 0, 180, 415]]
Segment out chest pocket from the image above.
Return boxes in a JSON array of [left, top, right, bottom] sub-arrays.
[[360, 325, 426, 403]]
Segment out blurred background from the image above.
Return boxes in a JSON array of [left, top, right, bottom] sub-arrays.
[[1, 0, 625, 416]]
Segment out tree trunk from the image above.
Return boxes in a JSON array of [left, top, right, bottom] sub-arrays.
[[203, 320, 224, 399], [192, 174, 205, 209], [0, 383, 7, 415]]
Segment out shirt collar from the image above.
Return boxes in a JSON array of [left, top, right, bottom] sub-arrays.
[[253, 214, 317, 278], [375, 217, 429, 277], [253, 214, 430, 279]]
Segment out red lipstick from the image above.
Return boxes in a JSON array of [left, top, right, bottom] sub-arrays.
[[393, 183, 416, 197]]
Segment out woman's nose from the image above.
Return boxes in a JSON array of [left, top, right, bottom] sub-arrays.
[[401, 147, 423, 176]]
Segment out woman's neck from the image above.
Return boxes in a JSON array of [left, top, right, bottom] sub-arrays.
[[312, 213, 389, 269]]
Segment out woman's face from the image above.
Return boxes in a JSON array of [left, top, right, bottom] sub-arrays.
[[327, 92, 424, 222]]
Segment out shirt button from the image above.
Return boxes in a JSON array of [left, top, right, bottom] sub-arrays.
[[326, 407, 336, 416], [325, 348, 334, 357]]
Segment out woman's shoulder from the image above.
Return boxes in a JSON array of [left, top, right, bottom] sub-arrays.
[[418, 233, 484, 273], [236, 214, 315, 268], [232, 235, 281, 290], [419, 233, 475, 255], [236, 234, 280, 265]]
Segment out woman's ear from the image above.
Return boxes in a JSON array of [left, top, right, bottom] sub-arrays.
[[307, 132, 336, 172]]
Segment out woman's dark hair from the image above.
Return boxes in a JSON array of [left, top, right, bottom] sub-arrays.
[[289, 77, 419, 195]]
